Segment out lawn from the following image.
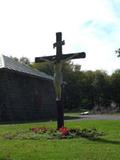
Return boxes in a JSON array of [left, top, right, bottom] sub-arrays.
[[0, 120, 120, 160]]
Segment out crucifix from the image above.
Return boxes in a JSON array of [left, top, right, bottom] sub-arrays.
[[35, 32, 86, 129]]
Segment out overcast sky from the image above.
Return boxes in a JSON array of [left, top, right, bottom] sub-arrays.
[[0, 0, 120, 74]]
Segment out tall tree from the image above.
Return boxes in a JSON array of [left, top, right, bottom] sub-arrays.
[[10, 56, 19, 62], [92, 70, 111, 111], [111, 69, 120, 109], [19, 57, 30, 65]]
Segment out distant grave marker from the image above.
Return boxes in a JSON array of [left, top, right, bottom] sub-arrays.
[[35, 32, 86, 129]]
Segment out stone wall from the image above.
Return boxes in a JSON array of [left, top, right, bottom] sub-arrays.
[[0, 68, 57, 122]]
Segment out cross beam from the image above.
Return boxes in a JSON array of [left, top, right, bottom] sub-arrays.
[[35, 32, 86, 129], [35, 32, 86, 62], [35, 52, 85, 62]]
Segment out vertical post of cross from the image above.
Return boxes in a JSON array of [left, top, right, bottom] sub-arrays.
[[56, 32, 62, 57], [53, 32, 65, 129], [53, 32, 65, 60]]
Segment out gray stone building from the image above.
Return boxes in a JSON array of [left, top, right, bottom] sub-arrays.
[[0, 55, 56, 122]]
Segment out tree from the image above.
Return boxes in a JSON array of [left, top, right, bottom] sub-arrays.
[[10, 56, 19, 62], [82, 71, 95, 110], [10, 56, 30, 65], [111, 69, 120, 109], [92, 70, 111, 111], [31, 62, 54, 76], [31, 61, 115, 112], [19, 57, 30, 65], [64, 70, 84, 109], [115, 48, 120, 57]]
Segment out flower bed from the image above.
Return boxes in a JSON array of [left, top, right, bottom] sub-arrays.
[[3, 127, 104, 140]]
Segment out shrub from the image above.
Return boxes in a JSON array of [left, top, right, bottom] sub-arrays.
[[3, 127, 104, 140]]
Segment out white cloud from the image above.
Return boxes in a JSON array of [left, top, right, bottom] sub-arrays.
[[0, 0, 120, 74]]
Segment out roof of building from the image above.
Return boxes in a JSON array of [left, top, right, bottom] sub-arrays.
[[0, 54, 53, 80]]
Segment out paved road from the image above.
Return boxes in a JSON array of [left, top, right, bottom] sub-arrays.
[[80, 114, 120, 120], [65, 114, 120, 121]]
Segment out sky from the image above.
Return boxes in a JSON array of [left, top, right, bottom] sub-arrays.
[[0, 0, 120, 74]]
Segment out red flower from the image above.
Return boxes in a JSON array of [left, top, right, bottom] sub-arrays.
[[59, 127, 69, 136]]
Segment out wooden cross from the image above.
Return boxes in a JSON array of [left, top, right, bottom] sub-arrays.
[[35, 32, 86, 129]]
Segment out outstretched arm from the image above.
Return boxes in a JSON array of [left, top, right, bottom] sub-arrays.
[[62, 52, 86, 62], [35, 57, 55, 64]]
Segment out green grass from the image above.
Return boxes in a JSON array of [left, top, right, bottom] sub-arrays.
[[64, 111, 86, 119], [64, 112, 81, 117], [0, 120, 120, 160]]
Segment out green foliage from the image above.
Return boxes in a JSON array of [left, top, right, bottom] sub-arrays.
[[92, 70, 111, 108], [10, 56, 19, 62], [31, 62, 54, 75], [31, 60, 120, 111], [115, 48, 120, 57], [10, 56, 30, 65], [31, 60, 77, 76], [19, 57, 30, 65], [10, 55, 120, 111], [111, 69, 120, 109], [3, 127, 104, 140], [64, 69, 112, 110]]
